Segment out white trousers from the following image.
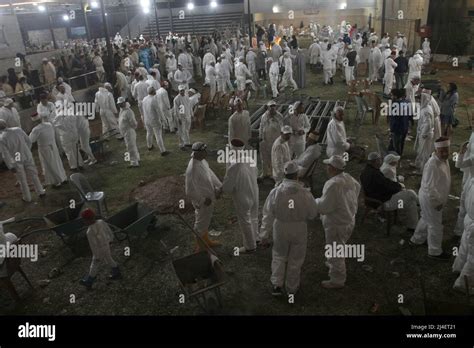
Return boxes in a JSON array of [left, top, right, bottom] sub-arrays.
[[410, 191, 444, 256], [62, 140, 84, 170], [323, 68, 332, 84], [78, 129, 96, 162], [280, 72, 298, 90], [89, 249, 118, 277], [271, 220, 308, 293], [15, 161, 45, 202], [384, 72, 395, 95], [383, 190, 419, 229], [270, 74, 279, 98], [452, 217, 474, 293], [177, 117, 191, 147], [345, 66, 355, 85], [234, 195, 259, 251], [145, 124, 166, 153], [123, 129, 140, 166], [193, 201, 214, 236], [323, 222, 354, 285]]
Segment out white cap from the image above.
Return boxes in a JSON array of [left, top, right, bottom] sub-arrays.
[[284, 161, 300, 175], [384, 153, 400, 164], [281, 125, 293, 134], [267, 100, 276, 106], [434, 139, 450, 148], [189, 88, 197, 94], [104, 82, 112, 89], [323, 155, 346, 170], [117, 97, 126, 104], [245, 79, 253, 84], [416, 49, 423, 54], [42, 58, 48, 62], [233, 97, 242, 106], [178, 84, 186, 91], [3, 98, 14, 106], [147, 86, 155, 93], [191, 141, 207, 151], [368, 152, 381, 161]]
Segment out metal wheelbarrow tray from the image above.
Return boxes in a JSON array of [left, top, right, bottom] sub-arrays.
[[105, 202, 156, 242], [172, 250, 226, 313], [15, 202, 88, 249]]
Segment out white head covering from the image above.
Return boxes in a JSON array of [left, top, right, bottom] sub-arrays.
[[384, 153, 400, 164], [323, 155, 346, 170], [284, 161, 300, 175]]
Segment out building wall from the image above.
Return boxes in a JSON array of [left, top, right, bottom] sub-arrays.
[[0, 14, 26, 59], [372, 0, 430, 54], [428, 0, 474, 56], [253, 9, 372, 30]]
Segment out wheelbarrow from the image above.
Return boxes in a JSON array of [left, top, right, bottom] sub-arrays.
[[105, 202, 157, 243], [170, 212, 227, 314], [6, 202, 89, 250]]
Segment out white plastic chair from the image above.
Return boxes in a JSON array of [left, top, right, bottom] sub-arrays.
[[70, 173, 108, 216]]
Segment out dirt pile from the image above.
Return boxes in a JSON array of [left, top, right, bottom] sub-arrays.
[[130, 175, 193, 214]]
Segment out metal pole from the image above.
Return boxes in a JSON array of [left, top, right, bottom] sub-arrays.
[[82, 1, 91, 40], [381, 0, 386, 34], [168, 0, 174, 33], [123, 4, 131, 38], [154, 0, 160, 38], [46, 6, 58, 49], [99, 0, 115, 79], [247, 0, 252, 47]]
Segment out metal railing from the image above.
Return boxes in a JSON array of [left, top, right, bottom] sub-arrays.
[[1, 70, 99, 110]]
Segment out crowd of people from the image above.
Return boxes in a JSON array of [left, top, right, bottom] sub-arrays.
[[0, 20, 472, 302]]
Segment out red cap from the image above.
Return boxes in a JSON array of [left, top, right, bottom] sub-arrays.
[[81, 208, 96, 220]]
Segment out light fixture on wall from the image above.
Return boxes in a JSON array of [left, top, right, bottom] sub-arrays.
[[187, 2, 194, 10], [63, 14, 70, 21], [38, 4, 46, 12], [340, 2, 347, 10], [91, 1, 99, 9], [210, 1, 217, 8], [272, 5, 280, 13]]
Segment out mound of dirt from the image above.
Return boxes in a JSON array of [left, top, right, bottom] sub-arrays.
[[130, 175, 193, 214]]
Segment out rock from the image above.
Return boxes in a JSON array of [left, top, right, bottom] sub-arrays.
[[399, 306, 412, 316], [38, 279, 51, 288], [48, 268, 62, 279], [138, 180, 146, 186], [390, 257, 405, 266], [369, 303, 379, 313], [42, 297, 50, 304], [362, 265, 373, 272], [399, 239, 405, 246]]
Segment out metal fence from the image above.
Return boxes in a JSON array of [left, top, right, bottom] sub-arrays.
[[1, 70, 99, 111]]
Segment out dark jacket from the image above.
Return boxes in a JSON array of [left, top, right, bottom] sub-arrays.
[[360, 164, 402, 204], [394, 56, 409, 73], [389, 99, 413, 135]]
